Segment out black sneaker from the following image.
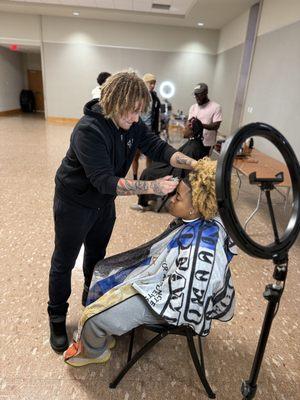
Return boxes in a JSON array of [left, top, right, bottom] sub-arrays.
[[49, 316, 69, 353]]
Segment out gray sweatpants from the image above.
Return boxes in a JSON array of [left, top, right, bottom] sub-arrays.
[[81, 294, 165, 358]]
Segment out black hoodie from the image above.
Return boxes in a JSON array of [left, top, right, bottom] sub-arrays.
[[55, 99, 176, 209]]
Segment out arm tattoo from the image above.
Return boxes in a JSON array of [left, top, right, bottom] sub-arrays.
[[150, 181, 165, 196], [175, 154, 193, 166], [117, 178, 150, 196]]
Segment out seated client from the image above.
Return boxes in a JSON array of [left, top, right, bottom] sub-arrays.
[[64, 157, 236, 367]]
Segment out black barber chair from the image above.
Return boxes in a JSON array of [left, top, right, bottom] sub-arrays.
[[109, 324, 216, 399]]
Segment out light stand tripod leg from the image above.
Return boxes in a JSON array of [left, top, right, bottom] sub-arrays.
[[241, 284, 282, 399]]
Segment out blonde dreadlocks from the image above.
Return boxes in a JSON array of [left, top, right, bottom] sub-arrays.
[[100, 71, 150, 119], [188, 157, 217, 220]]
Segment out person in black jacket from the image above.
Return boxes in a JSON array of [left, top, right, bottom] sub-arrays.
[[48, 71, 198, 353], [131, 117, 208, 211], [131, 73, 161, 180]]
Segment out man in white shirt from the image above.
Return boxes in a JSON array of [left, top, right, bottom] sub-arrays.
[[188, 83, 222, 155], [91, 72, 111, 99]]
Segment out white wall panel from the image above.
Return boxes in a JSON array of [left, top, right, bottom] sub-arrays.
[[43, 42, 216, 118], [0, 46, 24, 111], [258, 0, 300, 36], [41, 16, 219, 54]]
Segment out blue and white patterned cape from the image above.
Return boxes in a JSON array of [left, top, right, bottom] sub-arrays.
[[87, 217, 236, 336]]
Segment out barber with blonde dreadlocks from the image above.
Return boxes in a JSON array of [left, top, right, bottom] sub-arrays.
[[48, 71, 198, 353]]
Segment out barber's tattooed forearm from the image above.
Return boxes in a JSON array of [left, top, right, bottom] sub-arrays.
[[150, 181, 165, 196], [175, 154, 193, 166], [117, 179, 150, 195], [117, 178, 166, 196], [170, 151, 196, 170]]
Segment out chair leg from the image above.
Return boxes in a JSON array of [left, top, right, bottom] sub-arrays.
[[110, 331, 168, 389], [186, 331, 216, 399], [127, 329, 135, 363], [198, 336, 206, 376]]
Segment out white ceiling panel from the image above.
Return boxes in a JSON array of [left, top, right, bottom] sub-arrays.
[[9, 0, 199, 16], [3, 0, 259, 29]]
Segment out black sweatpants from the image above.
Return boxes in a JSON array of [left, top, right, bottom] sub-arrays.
[[48, 195, 116, 316]]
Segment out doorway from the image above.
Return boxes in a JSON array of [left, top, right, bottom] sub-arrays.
[[27, 69, 44, 112], [21, 50, 45, 115]]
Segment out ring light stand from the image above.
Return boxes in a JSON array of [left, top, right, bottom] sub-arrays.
[[216, 122, 300, 399]]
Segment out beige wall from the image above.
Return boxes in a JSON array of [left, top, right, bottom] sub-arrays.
[[0, 45, 24, 112], [42, 17, 218, 118], [0, 12, 220, 118], [258, 0, 300, 36], [214, 0, 300, 162], [0, 13, 40, 46], [42, 15, 219, 54], [240, 0, 300, 159], [211, 10, 250, 136], [217, 10, 249, 54], [39, 15, 219, 118], [242, 18, 300, 159], [43, 42, 216, 118], [211, 45, 243, 136]]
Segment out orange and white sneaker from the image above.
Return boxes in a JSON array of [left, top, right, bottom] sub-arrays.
[[64, 348, 111, 367], [64, 334, 116, 367]]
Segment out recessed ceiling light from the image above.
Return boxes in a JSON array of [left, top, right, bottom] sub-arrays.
[[197, 22, 204, 26], [73, 11, 80, 16]]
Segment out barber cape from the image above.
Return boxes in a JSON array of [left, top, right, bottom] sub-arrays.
[[83, 217, 236, 336]]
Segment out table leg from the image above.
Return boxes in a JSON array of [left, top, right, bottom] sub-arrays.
[[244, 189, 262, 231]]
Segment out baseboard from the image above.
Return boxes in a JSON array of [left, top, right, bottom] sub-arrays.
[[0, 109, 22, 116], [47, 116, 79, 124]]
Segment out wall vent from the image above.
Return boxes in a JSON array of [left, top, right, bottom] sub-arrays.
[[152, 3, 171, 11]]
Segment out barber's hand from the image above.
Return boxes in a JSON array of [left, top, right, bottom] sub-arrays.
[[149, 176, 179, 196], [190, 159, 198, 170]]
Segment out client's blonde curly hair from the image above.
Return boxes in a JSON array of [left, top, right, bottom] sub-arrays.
[[188, 157, 217, 220]]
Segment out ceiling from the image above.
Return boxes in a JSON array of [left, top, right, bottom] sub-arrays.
[[1, 0, 258, 29], [5, 0, 198, 16]]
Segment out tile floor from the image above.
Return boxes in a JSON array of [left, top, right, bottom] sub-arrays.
[[0, 114, 299, 400]]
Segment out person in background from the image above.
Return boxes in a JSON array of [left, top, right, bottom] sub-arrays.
[[131, 117, 205, 212], [63, 158, 236, 367], [131, 73, 161, 180], [48, 71, 198, 354], [91, 71, 111, 99], [188, 83, 222, 156]]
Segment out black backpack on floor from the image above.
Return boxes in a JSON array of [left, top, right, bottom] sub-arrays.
[[20, 90, 36, 113]]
